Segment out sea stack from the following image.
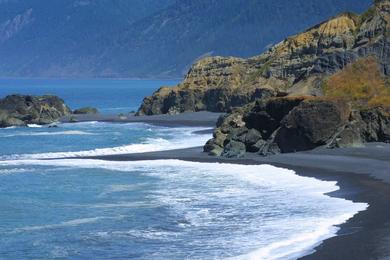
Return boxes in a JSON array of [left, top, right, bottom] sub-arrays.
[[0, 94, 71, 128]]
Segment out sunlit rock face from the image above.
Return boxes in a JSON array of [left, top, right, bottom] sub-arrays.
[[138, 1, 389, 116]]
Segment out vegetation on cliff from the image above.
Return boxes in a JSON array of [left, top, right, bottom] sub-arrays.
[[138, 0, 390, 116], [324, 57, 390, 109], [204, 55, 390, 157], [198, 0, 390, 157]]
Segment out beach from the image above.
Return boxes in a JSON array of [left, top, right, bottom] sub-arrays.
[[76, 112, 390, 259]]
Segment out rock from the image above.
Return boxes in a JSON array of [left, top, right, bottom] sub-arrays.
[[265, 97, 306, 122], [244, 129, 263, 150], [244, 111, 280, 139], [0, 110, 25, 127], [0, 95, 71, 128], [221, 140, 246, 158], [205, 96, 390, 157], [73, 107, 99, 114], [273, 99, 351, 153], [137, 1, 390, 116], [328, 125, 364, 148], [209, 146, 224, 157], [69, 116, 79, 123], [248, 139, 267, 153]]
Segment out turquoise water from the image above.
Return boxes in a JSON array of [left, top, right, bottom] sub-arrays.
[[0, 78, 179, 114], [0, 80, 368, 259]]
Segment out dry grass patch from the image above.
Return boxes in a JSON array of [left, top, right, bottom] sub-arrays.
[[324, 56, 390, 109]]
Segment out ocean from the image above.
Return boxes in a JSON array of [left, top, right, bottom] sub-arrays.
[[0, 79, 367, 259], [0, 78, 179, 114]]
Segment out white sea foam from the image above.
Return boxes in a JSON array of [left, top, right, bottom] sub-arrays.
[[89, 202, 156, 209], [0, 168, 29, 175], [99, 184, 146, 197], [26, 124, 43, 128], [0, 129, 211, 160], [2, 130, 95, 137], [0, 158, 368, 259], [12, 216, 123, 233], [231, 214, 354, 260]]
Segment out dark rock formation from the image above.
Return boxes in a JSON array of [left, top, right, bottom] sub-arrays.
[[138, 0, 390, 115], [0, 95, 71, 128], [204, 97, 390, 157], [73, 107, 99, 115]]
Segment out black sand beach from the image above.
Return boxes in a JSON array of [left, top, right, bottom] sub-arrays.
[[71, 112, 390, 259]]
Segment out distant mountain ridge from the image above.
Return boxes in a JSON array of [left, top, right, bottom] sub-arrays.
[[0, 0, 371, 78]]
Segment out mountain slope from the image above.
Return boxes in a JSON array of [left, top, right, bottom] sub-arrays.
[[0, 0, 174, 77], [0, 0, 371, 78], [137, 0, 389, 115]]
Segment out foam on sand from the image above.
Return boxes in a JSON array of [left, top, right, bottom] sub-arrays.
[[0, 158, 368, 259]]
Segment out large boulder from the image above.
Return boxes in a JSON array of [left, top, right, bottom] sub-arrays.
[[273, 99, 350, 153], [205, 96, 390, 157], [0, 95, 71, 127]]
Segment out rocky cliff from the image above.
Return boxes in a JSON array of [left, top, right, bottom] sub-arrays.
[[137, 0, 390, 115], [0, 95, 71, 127], [204, 96, 390, 157]]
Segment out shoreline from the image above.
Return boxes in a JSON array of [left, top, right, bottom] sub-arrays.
[[60, 111, 222, 127], [82, 143, 390, 259]]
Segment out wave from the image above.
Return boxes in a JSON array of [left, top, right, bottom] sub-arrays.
[[11, 216, 124, 233], [0, 130, 211, 160], [2, 130, 95, 137], [0, 168, 29, 175], [89, 202, 156, 209], [26, 124, 43, 128], [99, 184, 146, 197], [232, 213, 354, 260], [0, 158, 368, 259]]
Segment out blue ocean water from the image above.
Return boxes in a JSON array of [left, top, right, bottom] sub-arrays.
[[0, 80, 367, 259], [0, 78, 179, 114]]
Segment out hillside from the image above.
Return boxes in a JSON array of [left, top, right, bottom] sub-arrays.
[[137, 0, 390, 115], [0, 0, 371, 78]]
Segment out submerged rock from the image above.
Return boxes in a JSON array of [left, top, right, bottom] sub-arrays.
[[0, 94, 71, 128], [73, 107, 99, 114]]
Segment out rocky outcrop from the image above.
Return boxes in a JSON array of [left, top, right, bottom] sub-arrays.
[[0, 95, 71, 127], [73, 107, 99, 115], [204, 96, 390, 157], [138, 0, 390, 115]]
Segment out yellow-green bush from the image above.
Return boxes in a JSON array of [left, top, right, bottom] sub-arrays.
[[324, 56, 390, 109]]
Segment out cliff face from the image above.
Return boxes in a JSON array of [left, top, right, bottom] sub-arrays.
[[137, 0, 390, 115], [205, 52, 390, 157], [0, 95, 71, 127], [204, 96, 390, 157]]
